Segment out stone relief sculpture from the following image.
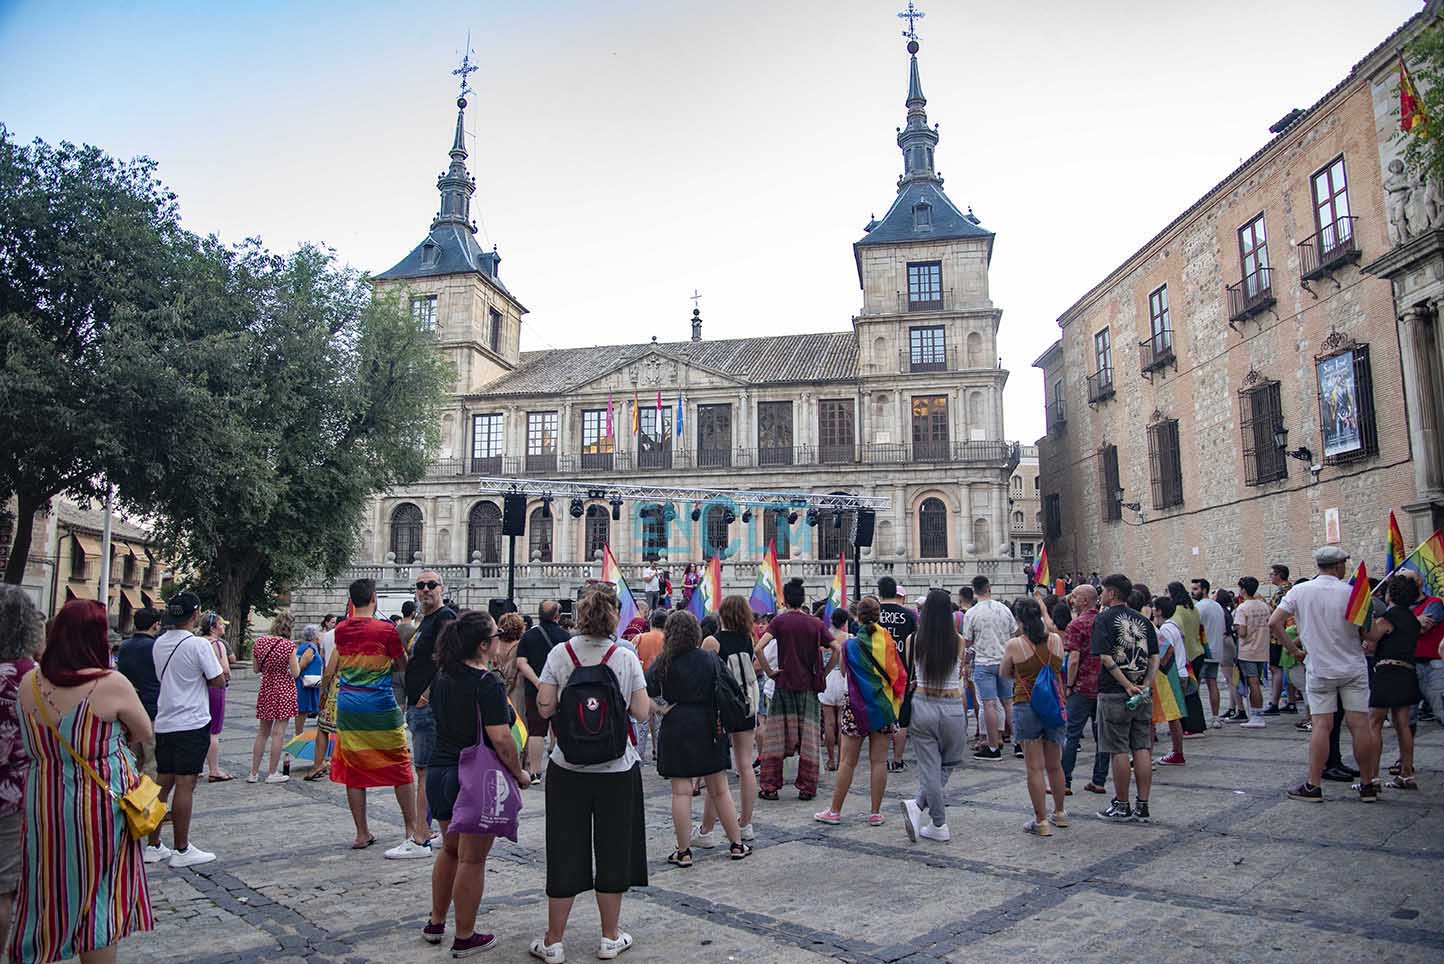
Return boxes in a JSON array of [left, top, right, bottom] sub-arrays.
[[1385, 157, 1444, 245]]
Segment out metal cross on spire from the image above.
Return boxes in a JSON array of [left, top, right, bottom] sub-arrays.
[[452, 31, 478, 100], [690, 289, 702, 309], [897, 1, 925, 41]]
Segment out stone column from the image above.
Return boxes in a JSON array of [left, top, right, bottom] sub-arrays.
[[1408, 302, 1444, 498]]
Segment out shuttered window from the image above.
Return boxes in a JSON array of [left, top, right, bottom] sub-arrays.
[[1239, 380, 1287, 485], [1147, 419, 1184, 509], [1098, 444, 1121, 522]]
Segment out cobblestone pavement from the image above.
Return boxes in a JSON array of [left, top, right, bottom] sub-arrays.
[[118, 676, 1444, 963]]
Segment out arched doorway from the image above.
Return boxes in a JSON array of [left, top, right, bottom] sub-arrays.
[[390, 503, 423, 562]]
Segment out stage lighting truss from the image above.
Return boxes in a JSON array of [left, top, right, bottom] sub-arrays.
[[472, 478, 888, 515]]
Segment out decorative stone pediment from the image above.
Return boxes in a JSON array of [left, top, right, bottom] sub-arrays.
[[572, 349, 748, 396]]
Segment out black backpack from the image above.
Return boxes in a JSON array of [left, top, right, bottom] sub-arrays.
[[714, 656, 753, 733], [555, 642, 631, 766]]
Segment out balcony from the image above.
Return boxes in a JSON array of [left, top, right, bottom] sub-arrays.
[[1227, 267, 1275, 322], [818, 443, 857, 464], [1139, 331, 1175, 373], [1299, 216, 1359, 281], [696, 447, 732, 468], [637, 448, 673, 470], [525, 452, 558, 474], [579, 451, 614, 471], [470, 455, 502, 475], [758, 446, 795, 467], [1046, 399, 1066, 434], [1086, 368, 1115, 404]]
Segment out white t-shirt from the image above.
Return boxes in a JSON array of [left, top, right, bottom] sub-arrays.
[[1196, 598, 1226, 661], [320, 629, 336, 664], [1157, 620, 1187, 675], [1277, 575, 1365, 680], [641, 566, 659, 592], [762, 640, 778, 701], [962, 599, 1015, 666], [152, 629, 223, 734], [539, 634, 646, 774]]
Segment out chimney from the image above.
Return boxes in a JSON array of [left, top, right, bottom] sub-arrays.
[[690, 307, 702, 342]]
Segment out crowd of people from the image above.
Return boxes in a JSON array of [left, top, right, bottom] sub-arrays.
[[0, 542, 1439, 962]]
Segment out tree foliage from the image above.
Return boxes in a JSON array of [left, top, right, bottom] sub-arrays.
[[1403, 20, 1444, 183]]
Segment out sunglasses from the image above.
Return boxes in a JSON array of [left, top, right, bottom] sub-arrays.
[[416, 580, 441, 590]]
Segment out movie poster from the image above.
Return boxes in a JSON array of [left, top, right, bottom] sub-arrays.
[[1318, 351, 1362, 459]]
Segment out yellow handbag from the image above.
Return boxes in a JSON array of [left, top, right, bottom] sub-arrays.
[[32, 675, 168, 839]]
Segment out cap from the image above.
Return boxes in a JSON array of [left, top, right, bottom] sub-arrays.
[[165, 591, 201, 624], [1313, 546, 1350, 566]]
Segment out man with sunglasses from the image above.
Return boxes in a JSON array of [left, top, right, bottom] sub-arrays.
[[400, 570, 456, 854]]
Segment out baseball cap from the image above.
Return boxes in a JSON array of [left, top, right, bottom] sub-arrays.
[[165, 591, 202, 624], [1312, 546, 1350, 566]]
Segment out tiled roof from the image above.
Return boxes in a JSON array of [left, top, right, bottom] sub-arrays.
[[469, 331, 859, 397], [855, 180, 993, 248], [57, 501, 154, 543], [373, 224, 522, 307]]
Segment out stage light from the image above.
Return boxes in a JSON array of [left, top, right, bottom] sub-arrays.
[[723, 510, 736, 526], [741, 509, 752, 523], [569, 499, 584, 518], [611, 498, 623, 521], [540, 496, 552, 519], [833, 511, 843, 529], [806, 509, 819, 527], [691, 507, 702, 522]]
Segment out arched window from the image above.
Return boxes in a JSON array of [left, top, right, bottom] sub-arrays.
[[390, 503, 423, 562], [704, 504, 730, 560], [971, 518, 990, 556], [763, 507, 791, 558], [640, 504, 667, 562], [818, 493, 854, 561], [967, 331, 985, 367], [919, 498, 948, 558], [467, 502, 501, 564], [1012, 510, 1024, 526], [585, 505, 610, 561], [1011, 475, 1022, 492], [529, 507, 553, 562]]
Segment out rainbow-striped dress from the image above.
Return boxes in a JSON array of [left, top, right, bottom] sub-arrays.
[[9, 682, 153, 964], [328, 618, 414, 788]]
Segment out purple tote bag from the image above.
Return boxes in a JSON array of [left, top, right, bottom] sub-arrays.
[[449, 739, 522, 842]]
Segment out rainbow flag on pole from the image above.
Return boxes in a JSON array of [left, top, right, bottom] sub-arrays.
[[843, 623, 907, 732], [600, 545, 638, 632], [1387, 511, 1407, 576], [1399, 529, 1444, 597], [1345, 560, 1372, 627], [822, 553, 847, 623], [1033, 545, 1050, 587], [749, 540, 784, 614], [687, 556, 722, 618]]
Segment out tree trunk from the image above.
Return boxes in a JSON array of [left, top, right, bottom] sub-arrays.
[[3, 491, 46, 585], [216, 569, 251, 661]]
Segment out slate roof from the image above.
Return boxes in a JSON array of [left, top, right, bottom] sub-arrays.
[[373, 224, 522, 307], [468, 332, 859, 398], [856, 179, 993, 248]]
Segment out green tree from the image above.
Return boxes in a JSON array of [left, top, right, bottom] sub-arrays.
[[0, 125, 189, 584], [1403, 21, 1444, 183]]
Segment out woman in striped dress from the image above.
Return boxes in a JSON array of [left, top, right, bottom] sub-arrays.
[[10, 599, 153, 964]]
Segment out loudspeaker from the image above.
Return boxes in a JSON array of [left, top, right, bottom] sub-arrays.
[[502, 494, 527, 536], [558, 598, 574, 617], [853, 509, 876, 548], [488, 597, 516, 620]]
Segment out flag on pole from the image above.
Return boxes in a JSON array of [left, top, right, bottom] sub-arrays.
[[675, 395, 685, 440], [655, 390, 662, 421], [1345, 560, 1372, 627], [600, 545, 639, 632], [1401, 55, 1430, 136], [687, 556, 722, 618], [822, 552, 847, 623], [1387, 511, 1407, 576], [631, 391, 639, 435], [1398, 529, 1444, 597], [606, 393, 615, 439], [749, 540, 784, 614], [1033, 545, 1050, 587]]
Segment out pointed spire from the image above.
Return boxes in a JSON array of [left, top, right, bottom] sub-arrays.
[[907, 50, 925, 104], [896, 37, 941, 190], [433, 95, 477, 230]]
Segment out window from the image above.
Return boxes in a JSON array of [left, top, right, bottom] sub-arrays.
[[1033, 477, 1039, 494], [1239, 379, 1287, 485], [757, 401, 794, 465], [581, 409, 614, 469], [122, 552, 137, 585], [1149, 286, 1171, 343], [467, 502, 501, 563], [528, 507, 553, 562], [819, 496, 854, 561], [1316, 341, 1379, 464], [1021, 542, 1035, 561], [906, 261, 943, 310], [919, 498, 948, 558], [911, 394, 949, 460], [1239, 214, 1271, 298], [488, 307, 503, 353], [818, 399, 855, 463], [1044, 494, 1062, 541], [913, 202, 932, 230], [411, 295, 438, 332], [763, 507, 791, 558], [1094, 328, 1113, 376], [1011, 475, 1022, 493], [639, 505, 667, 561], [1311, 156, 1352, 253], [704, 504, 730, 559], [638, 406, 672, 469], [1048, 378, 1065, 431], [584, 505, 610, 561], [390, 503, 424, 562], [1098, 443, 1121, 522], [69, 536, 87, 580], [697, 404, 732, 467], [526, 412, 558, 472], [470, 413, 503, 472], [1147, 419, 1184, 509], [1012, 510, 1024, 526], [909, 325, 946, 372]]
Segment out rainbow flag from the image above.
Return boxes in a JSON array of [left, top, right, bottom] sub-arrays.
[[822, 552, 847, 623], [749, 540, 783, 614], [1387, 512, 1407, 575], [1034, 545, 1050, 587], [508, 699, 529, 753], [687, 556, 722, 618], [1345, 560, 1371, 627], [600, 545, 638, 632], [1151, 659, 1186, 725], [843, 623, 907, 732], [1399, 529, 1444, 598]]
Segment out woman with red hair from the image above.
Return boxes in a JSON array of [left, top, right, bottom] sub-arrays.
[[9, 599, 154, 964]]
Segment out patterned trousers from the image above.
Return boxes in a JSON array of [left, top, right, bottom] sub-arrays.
[[759, 688, 821, 795]]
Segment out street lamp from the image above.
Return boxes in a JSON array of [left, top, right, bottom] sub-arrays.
[[1274, 423, 1313, 464], [1114, 486, 1141, 514]]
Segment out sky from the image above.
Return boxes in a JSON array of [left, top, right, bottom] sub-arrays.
[[0, 0, 1424, 443]]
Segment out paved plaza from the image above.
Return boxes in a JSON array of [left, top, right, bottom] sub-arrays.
[[125, 674, 1444, 964]]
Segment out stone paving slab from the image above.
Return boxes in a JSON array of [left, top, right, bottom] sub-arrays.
[[110, 677, 1444, 962]]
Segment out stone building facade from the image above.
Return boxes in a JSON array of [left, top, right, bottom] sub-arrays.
[[301, 35, 1021, 617], [1035, 3, 1444, 586], [1008, 446, 1043, 570]]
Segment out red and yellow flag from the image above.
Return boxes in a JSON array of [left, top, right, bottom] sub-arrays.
[[1345, 561, 1371, 628], [1387, 510, 1407, 575], [1401, 55, 1429, 136]]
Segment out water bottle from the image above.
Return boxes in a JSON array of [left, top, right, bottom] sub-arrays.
[[1126, 686, 1151, 710]]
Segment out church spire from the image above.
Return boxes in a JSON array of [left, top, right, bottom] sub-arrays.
[[895, 3, 940, 190], [434, 44, 479, 230]]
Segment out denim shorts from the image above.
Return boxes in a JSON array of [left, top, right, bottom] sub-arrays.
[[972, 662, 1014, 702], [1013, 703, 1065, 745], [1237, 659, 1266, 679], [406, 705, 437, 770]]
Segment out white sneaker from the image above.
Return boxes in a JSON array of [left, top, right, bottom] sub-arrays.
[[901, 799, 923, 842], [1209, 717, 1223, 729], [1240, 717, 1266, 729], [739, 822, 755, 842], [919, 823, 951, 842], [690, 825, 717, 849], [143, 843, 172, 864], [245, 773, 261, 784], [264, 772, 290, 784], [597, 932, 633, 960], [528, 938, 565, 963], [384, 838, 434, 860], [169, 844, 216, 868]]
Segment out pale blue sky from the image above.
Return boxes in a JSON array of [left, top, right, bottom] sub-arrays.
[[0, 0, 1424, 441]]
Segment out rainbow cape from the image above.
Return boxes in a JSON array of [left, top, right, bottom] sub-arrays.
[[1345, 560, 1372, 627], [1387, 511, 1407, 576], [1034, 545, 1050, 587], [686, 556, 722, 618], [1151, 658, 1186, 724], [600, 545, 638, 631], [822, 553, 847, 623], [748, 540, 784, 614], [844, 624, 907, 732], [1398, 529, 1444, 598]]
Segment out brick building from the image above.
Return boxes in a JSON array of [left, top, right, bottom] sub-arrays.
[[1035, 3, 1444, 586]]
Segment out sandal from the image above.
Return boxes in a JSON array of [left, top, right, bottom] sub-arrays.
[[729, 842, 753, 860], [209, 773, 236, 783], [1388, 759, 1403, 776], [758, 790, 779, 801], [350, 835, 377, 850], [667, 848, 694, 868], [1386, 775, 1417, 790], [304, 764, 330, 782]]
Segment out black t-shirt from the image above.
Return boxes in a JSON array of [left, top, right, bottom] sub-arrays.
[[1090, 604, 1159, 695], [428, 663, 513, 769], [516, 620, 571, 698], [878, 603, 917, 659], [403, 606, 457, 707], [116, 633, 160, 720], [1379, 605, 1421, 664]]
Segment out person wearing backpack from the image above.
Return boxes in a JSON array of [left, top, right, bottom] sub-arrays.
[[696, 596, 763, 845], [532, 588, 651, 964], [1000, 597, 1068, 837]]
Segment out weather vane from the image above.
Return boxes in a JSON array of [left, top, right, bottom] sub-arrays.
[[452, 31, 478, 100], [898, 2, 925, 41]]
